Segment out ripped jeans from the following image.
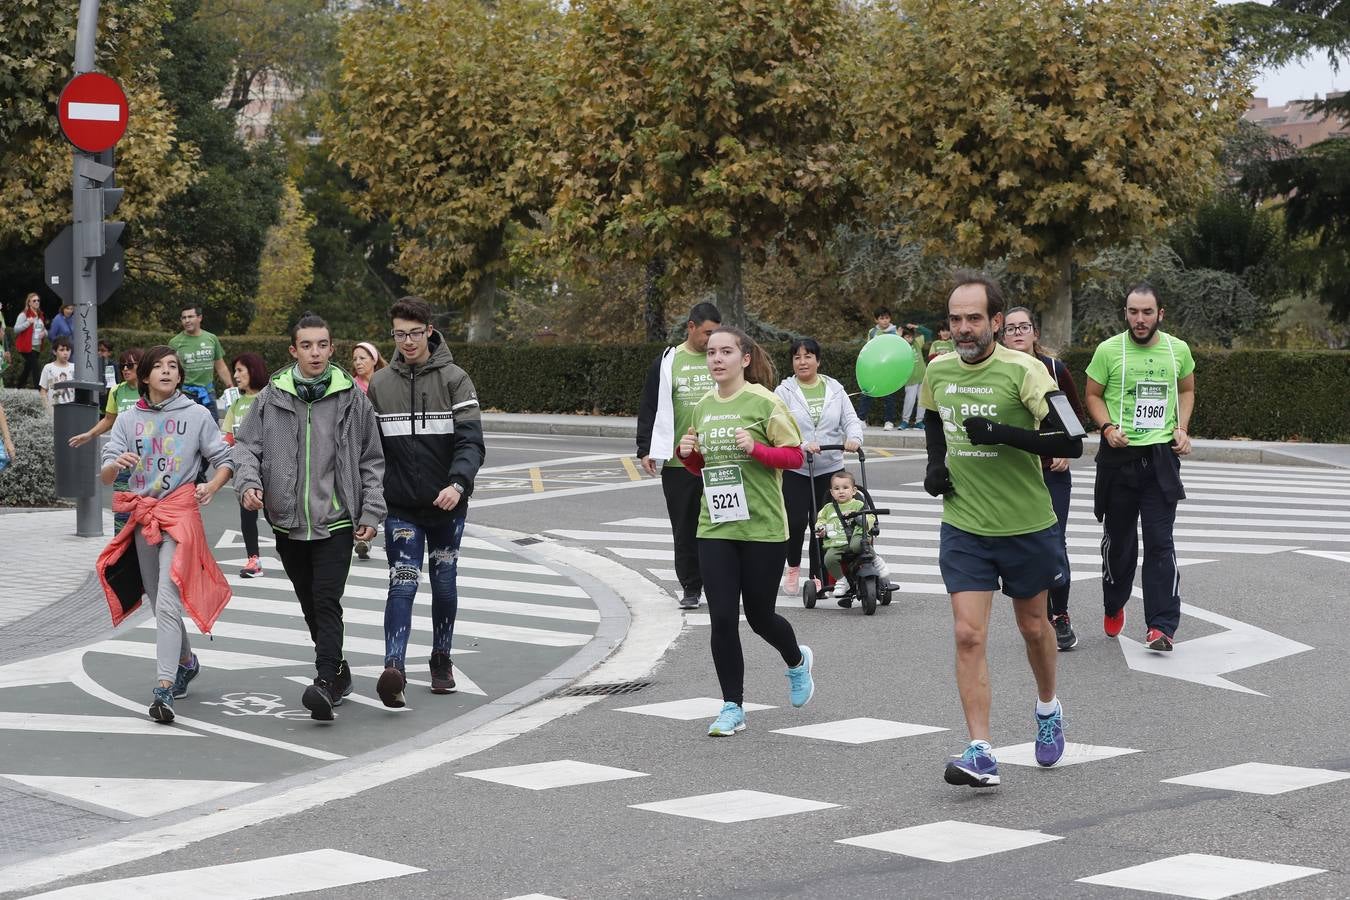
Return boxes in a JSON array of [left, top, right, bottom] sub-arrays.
[[383, 513, 465, 670]]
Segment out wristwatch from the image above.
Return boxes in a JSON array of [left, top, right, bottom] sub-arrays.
[[1100, 423, 1117, 434]]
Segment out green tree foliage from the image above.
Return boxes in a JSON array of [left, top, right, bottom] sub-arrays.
[[249, 179, 315, 335], [104, 0, 284, 334], [197, 0, 338, 112], [547, 0, 854, 329], [1170, 190, 1294, 305], [330, 0, 561, 342], [0, 0, 196, 301], [1259, 137, 1350, 321], [1230, 0, 1350, 117], [852, 0, 1251, 348]]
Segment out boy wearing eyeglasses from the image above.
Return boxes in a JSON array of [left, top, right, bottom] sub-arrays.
[[366, 296, 485, 707]]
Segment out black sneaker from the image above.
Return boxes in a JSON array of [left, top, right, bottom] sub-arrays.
[[302, 679, 336, 721], [354, 539, 370, 560], [429, 651, 456, 694], [1052, 614, 1078, 651], [678, 593, 700, 610], [376, 666, 407, 708], [332, 659, 354, 707]]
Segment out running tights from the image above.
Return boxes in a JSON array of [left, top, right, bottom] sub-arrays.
[[699, 538, 802, 706]]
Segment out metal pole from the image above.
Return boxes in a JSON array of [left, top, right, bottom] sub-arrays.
[[72, 0, 103, 537]]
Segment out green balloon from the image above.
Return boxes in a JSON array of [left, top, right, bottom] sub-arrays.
[[855, 333, 915, 397]]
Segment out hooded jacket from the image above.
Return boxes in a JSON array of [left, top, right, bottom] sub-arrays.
[[774, 374, 863, 477], [367, 332, 485, 526], [231, 364, 386, 540]]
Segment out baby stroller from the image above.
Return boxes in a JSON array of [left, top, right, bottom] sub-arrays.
[[801, 445, 894, 616]]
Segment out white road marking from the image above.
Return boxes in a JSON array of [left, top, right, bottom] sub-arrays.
[[22, 848, 424, 899], [992, 742, 1140, 768], [630, 789, 838, 823], [770, 717, 946, 744], [282, 675, 411, 710], [457, 759, 648, 790], [1118, 592, 1313, 695], [1163, 762, 1350, 795], [346, 664, 487, 697], [0, 712, 197, 737], [614, 697, 776, 720], [1296, 549, 1350, 564], [838, 821, 1061, 862], [472, 478, 660, 508], [0, 774, 259, 818], [87, 641, 304, 670], [1078, 853, 1325, 899], [477, 453, 623, 474], [69, 663, 345, 761]]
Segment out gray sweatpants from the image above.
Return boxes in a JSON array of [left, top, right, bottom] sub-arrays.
[[133, 530, 192, 683]]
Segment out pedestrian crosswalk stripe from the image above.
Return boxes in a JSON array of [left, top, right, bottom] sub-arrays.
[[992, 742, 1139, 767], [21, 849, 424, 899], [347, 665, 486, 697], [282, 676, 412, 711], [87, 641, 305, 670], [1162, 762, 1350, 795], [1181, 459, 1349, 477], [631, 789, 839, 823], [457, 759, 649, 790], [0, 774, 258, 818], [134, 618, 440, 660], [837, 821, 1061, 862], [0, 712, 199, 737], [225, 580, 600, 629], [1077, 853, 1325, 898]]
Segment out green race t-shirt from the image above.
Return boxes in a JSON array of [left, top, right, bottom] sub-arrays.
[[169, 330, 224, 389], [1085, 331, 1195, 447], [799, 378, 827, 424], [665, 343, 715, 467], [105, 381, 139, 415], [816, 496, 874, 550], [222, 392, 257, 436], [693, 383, 802, 542], [928, 339, 955, 358], [920, 342, 1058, 537]]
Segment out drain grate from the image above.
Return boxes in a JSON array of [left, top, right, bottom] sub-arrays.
[[554, 680, 654, 697], [513, 537, 543, 546]]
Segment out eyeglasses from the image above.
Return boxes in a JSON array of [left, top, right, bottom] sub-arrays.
[[391, 328, 428, 343], [1004, 324, 1034, 336], [120, 362, 136, 369]]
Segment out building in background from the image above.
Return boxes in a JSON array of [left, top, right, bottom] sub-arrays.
[[1245, 92, 1349, 146]]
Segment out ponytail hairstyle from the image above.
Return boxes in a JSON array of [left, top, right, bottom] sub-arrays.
[[1003, 305, 1050, 359], [712, 326, 776, 387]]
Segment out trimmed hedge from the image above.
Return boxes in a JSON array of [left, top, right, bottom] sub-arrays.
[[91, 329, 1349, 443], [0, 389, 64, 508]]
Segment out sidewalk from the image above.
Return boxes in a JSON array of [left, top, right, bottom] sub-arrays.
[[0, 508, 112, 628], [482, 412, 1350, 469]]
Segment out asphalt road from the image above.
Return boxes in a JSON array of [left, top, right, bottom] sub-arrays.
[[4, 433, 1349, 899]]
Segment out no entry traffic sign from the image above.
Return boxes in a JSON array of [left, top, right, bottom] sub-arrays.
[[57, 72, 128, 153]]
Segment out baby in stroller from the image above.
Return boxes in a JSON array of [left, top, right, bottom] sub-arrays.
[[814, 470, 892, 608]]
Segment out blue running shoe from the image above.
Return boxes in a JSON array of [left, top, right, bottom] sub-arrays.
[[944, 741, 1000, 787], [148, 686, 175, 724], [787, 645, 815, 708], [171, 652, 200, 699], [708, 702, 746, 736], [1035, 703, 1066, 766]]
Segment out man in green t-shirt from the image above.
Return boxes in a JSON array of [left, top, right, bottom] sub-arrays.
[[169, 304, 232, 423], [636, 302, 722, 609], [1084, 282, 1195, 653], [920, 272, 1084, 788]]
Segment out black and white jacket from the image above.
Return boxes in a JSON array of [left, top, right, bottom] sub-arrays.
[[367, 332, 485, 526]]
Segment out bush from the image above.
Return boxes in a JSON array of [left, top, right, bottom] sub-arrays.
[[93, 329, 1350, 442], [0, 390, 63, 508]]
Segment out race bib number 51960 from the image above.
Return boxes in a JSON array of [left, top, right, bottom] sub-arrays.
[[1133, 381, 1168, 431], [703, 465, 750, 524]]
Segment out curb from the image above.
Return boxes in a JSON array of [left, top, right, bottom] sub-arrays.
[[481, 414, 1348, 469]]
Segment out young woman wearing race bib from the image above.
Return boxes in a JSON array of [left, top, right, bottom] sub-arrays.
[[677, 327, 816, 737]]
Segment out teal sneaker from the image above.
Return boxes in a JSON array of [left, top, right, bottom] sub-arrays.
[[707, 702, 746, 736], [171, 652, 200, 699], [787, 644, 815, 708]]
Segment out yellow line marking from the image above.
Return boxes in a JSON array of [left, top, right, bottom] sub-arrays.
[[619, 456, 643, 481], [529, 467, 544, 492], [872, 448, 894, 457]]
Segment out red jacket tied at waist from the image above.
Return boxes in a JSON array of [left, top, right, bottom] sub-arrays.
[[96, 483, 232, 633]]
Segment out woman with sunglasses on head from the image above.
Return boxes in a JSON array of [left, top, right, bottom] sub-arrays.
[[69, 348, 144, 534], [1001, 307, 1084, 650]]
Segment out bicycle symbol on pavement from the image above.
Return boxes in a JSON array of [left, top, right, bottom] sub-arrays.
[[202, 692, 311, 720]]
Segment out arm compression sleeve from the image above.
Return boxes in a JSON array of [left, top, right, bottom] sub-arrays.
[[963, 414, 1084, 459], [749, 442, 804, 470]]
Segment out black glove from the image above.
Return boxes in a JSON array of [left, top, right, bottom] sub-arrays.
[[963, 416, 1004, 446], [924, 464, 954, 497]]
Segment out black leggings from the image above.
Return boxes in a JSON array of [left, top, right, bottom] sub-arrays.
[[782, 469, 834, 570], [239, 504, 260, 557], [17, 351, 40, 389], [699, 538, 803, 706]]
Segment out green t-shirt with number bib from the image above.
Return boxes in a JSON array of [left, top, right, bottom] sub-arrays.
[[798, 378, 827, 424], [664, 344, 715, 467], [105, 381, 140, 415], [1085, 331, 1195, 447], [693, 383, 802, 542], [919, 343, 1058, 537], [169, 330, 225, 389]]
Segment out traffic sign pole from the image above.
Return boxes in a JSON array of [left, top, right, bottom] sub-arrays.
[[68, 0, 106, 537]]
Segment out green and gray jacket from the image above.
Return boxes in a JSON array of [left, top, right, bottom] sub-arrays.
[[231, 364, 386, 540]]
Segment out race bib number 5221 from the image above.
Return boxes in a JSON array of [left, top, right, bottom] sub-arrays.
[[702, 465, 750, 524]]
